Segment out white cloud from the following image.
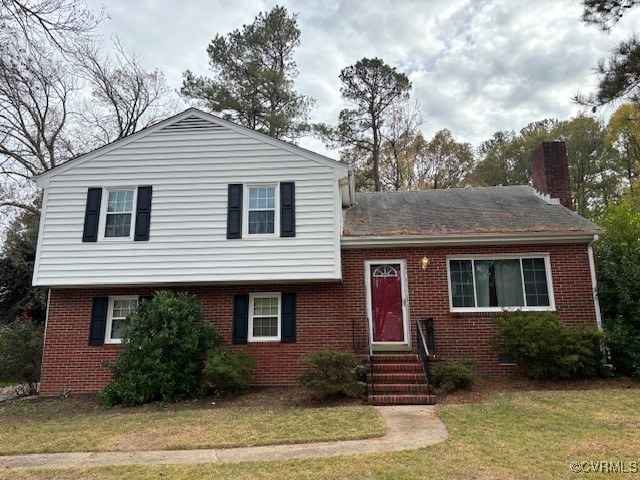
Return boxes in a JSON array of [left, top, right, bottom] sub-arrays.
[[85, 0, 640, 155]]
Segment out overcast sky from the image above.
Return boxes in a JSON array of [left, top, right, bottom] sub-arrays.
[[86, 0, 640, 157]]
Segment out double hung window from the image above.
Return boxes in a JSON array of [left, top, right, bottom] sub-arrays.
[[247, 186, 277, 235], [248, 293, 281, 341], [102, 188, 136, 239], [105, 296, 139, 343]]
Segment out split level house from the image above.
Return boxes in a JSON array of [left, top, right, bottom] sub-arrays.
[[33, 108, 602, 405]]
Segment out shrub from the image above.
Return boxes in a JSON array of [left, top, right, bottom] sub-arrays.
[[299, 348, 366, 399], [101, 291, 221, 407], [431, 359, 477, 393], [594, 197, 640, 377], [0, 317, 43, 394], [203, 347, 255, 394], [604, 317, 640, 378], [490, 312, 605, 380]]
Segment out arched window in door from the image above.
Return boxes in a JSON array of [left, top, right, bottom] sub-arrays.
[[373, 265, 398, 277]]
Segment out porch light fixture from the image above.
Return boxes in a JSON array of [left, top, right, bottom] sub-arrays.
[[421, 257, 430, 270]]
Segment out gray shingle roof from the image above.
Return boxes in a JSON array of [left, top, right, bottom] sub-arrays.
[[343, 186, 601, 237]]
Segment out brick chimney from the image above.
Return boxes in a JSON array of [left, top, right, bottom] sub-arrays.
[[530, 142, 573, 210]]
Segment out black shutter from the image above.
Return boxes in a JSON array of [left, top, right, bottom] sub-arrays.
[[280, 182, 295, 237], [134, 186, 152, 241], [82, 188, 102, 242], [88, 297, 109, 346], [281, 293, 297, 343], [227, 184, 243, 239], [232, 294, 249, 344]]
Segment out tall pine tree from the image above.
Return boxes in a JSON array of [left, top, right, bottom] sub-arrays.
[[318, 58, 411, 191], [181, 6, 313, 141]]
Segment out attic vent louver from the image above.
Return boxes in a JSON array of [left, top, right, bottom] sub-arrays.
[[161, 115, 223, 132]]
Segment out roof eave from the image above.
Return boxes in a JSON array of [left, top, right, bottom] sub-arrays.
[[340, 231, 601, 248]]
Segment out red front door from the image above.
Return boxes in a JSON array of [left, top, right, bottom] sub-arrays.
[[370, 264, 405, 342]]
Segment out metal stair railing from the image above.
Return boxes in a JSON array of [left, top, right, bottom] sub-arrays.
[[416, 317, 434, 386]]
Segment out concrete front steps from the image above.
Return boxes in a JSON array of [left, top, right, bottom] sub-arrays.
[[366, 353, 435, 405]]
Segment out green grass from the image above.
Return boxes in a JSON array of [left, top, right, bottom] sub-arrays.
[[0, 398, 385, 454], [2, 389, 638, 479]]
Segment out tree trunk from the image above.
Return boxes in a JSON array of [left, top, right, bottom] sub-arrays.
[[371, 105, 381, 191]]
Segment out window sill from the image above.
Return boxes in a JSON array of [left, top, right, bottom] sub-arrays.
[[243, 234, 279, 239], [97, 237, 135, 242], [450, 307, 556, 314]]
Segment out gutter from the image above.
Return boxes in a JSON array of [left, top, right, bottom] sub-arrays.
[[341, 231, 601, 248], [587, 235, 603, 331]]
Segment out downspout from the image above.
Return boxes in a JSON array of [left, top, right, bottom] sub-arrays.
[[39, 289, 51, 393], [338, 168, 357, 207], [587, 236, 603, 331]]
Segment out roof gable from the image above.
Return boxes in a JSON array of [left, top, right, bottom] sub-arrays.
[[35, 108, 347, 186]]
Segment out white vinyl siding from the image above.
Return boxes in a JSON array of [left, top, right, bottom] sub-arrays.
[[33, 115, 345, 286]]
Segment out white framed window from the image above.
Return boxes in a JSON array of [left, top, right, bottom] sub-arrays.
[[99, 187, 137, 240], [447, 255, 555, 312], [105, 296, 139, 343], [244, 184, 278, 236], [248, 293, 281, 342]]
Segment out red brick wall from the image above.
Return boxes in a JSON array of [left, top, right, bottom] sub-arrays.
[[40, 243, 598, 396], [40, 283, 352, 396]]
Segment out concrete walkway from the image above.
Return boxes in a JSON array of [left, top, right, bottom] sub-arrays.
[[0, 406, 448, 469]]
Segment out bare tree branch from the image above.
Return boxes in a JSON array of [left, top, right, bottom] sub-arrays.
[[0, 0, 102, 53], [0, 200, 39, 214], [0, 1, 177, 220], [76, 36, 180, 144]]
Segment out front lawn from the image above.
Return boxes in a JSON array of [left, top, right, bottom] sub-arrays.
[[0, 394, 385, 455], [2, 386, 638, 480]]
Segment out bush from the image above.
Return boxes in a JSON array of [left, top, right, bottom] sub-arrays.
[[431, 359, 477, 393], [0, 317, 43, 394], [490, 312, 605, 380], [101, 291, 221, 407], [604, 317, 640, 378], [595, 197, 640, 377], [299, 348, 366, 399], [203, 347, 255, 394]]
